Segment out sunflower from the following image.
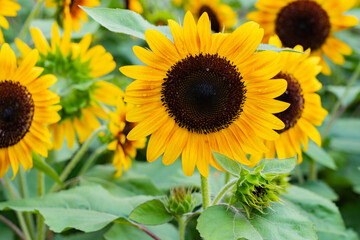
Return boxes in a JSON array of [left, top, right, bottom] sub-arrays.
[[250, 36, 328, 165], [247, 0, 359, 75], [107, 97, 146, 177], [15, 20, 121, 150], [0, 43, 61, 178], [120, 12, 290, 177], [186, 0, 236, 32], [0, 0, 21, 43], [125, 0, 143, 14]]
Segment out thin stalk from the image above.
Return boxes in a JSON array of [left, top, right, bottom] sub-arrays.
[[295, 166, 305, 184], [36, 172, 46, 240], [1, 177, 32, 240], [19, 169, 36, 240], [177, 216, 186, 240], [18, 0, 44, 40], [200, 175, 210, 210], [0, 214, 25, 240], [133, 223, 160, 240], [224, 172, 231, 184], [321, 62, 360, 139], [309, 161, 317, 181], [78, 144, 108, 176], [212, 178, 237, 205], [50, 126, 105, 192]]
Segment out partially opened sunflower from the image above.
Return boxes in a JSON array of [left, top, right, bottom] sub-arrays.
[[248, 0, 359, 75], [250, 36, 328, 165], [120, 12, 290, 177]]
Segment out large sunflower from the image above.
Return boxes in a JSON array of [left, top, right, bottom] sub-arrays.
[[248, 0, 359, 75], [107, 97, 146, 177], [0, 0, 21, 43], [186, 0, 236, 32], [0, 43, 60, 178], [251, 36, 328, 165], [15, 20, 121, 150], [120, 12, 290, 177]]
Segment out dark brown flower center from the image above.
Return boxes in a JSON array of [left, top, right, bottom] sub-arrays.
[[274, 72, 304, 133], [162, 53, 246, 134], [0, 80, 34, 148], [198, 5, 221, 32], [275, 0, 330, 51]]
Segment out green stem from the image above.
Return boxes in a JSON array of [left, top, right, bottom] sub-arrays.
[[37, 172, 46, 240], [309, 161, 317, 181], [19, 169, 36, 240], [78, 144, 108, 176], [212, 178, 237, 205], [50, 126, 105, 192], [1, 177, 32, 240], [177, 216, 186, 240], [224, 172, 231, 184], [295, 166, 305, 184], [200, 175, 210, 210], [18, 0, 44, 40], [321, 62, 360, 139]]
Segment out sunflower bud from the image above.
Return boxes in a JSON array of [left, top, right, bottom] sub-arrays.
[[232, 163, 288, 217], [165, 187, 198, 216]]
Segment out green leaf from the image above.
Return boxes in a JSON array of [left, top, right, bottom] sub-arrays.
[[197, 203, 317, 240], [0, 222, 14, 240], [129, 199, 173, 225], [104, 223, 178, 240], [330, 138, 360, 154], [32, 153, 64, 188], [282, 186, 348, 239], [256, 44, 305, 53], [212, 152, 241, 177], [81, 7, 172, 41], [305, 140, 337, 170], [301, 181, 338, 201], [260, 156, 297, 174], [0, 185, 153, 233]]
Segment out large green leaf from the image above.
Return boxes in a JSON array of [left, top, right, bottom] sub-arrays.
[[81, 7, 172, 40], [305, 140, 337, 170], [213, 152, 241, 177], [104, 223, 178, 240], [301, 181, 338, 201], [0, 185, 152, 233], [129, 199, 173, 225], [197, 203, 317, 240], [282, 186, 349, 239]]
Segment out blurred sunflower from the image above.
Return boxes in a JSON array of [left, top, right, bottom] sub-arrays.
[[186, 0, 236, 32], [0, 0, 21, 43], [125, 0, 143, 14], [15, 20, 121, 150], [248, 0, 359, 75], [45, 0, 100, 31], [251, 36, 328, 165], [0, 44, 60, 178], [107, 97, 146, 177], [120, 12, 290, 177]]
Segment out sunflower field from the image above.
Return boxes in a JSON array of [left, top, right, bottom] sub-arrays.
[[0, 0, 359, 239]]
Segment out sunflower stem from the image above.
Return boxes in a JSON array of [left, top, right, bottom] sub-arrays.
[[176, 216, 186, 240], [18, 0, 44, 41], [309, 161, 317, 181], [78, 144, 108, 176], [212, 178, 237, 205], [200, 175, 210, 210], [19, 169, 36, 240], [0, 214, 26, 240], [1, 177, 32, 240], [36, 171, 46, 240], [50, 126, 105, 192]]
